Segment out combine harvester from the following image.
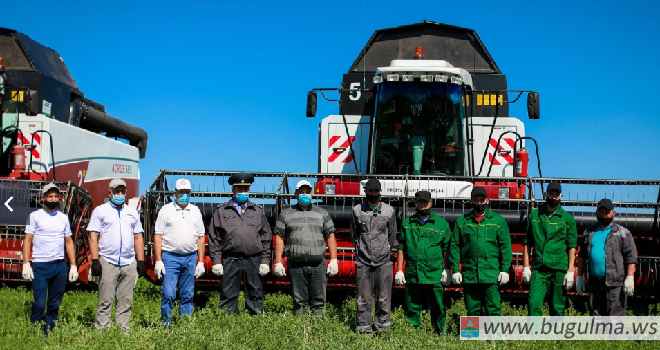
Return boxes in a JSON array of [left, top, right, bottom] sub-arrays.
[[0, 27, 148, 282], [142, 22, 660, 298]]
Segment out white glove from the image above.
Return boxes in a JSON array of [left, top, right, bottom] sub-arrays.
[[522, 267, 531, 284], [441, 269, 451, 286], [452, 272, 463, 285], [68, 265, 78, 283], [563, 270, 575, 290], [498, 272, 510, 286], [327, 259, 338, 277], [273, 262, 286, 277], [576, 276, 585, 295], [212, 263, 224, 276], [154, 260, 166, 279], [194, 262, 205, 278], [259, 264, 270, 276], [624, 276, 635, 296], [22, 263, 34, 281], [394, 271, 406, 285]]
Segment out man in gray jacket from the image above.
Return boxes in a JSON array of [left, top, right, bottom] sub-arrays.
[[576, 199, 637, 316], [351, 178, 397, 334]]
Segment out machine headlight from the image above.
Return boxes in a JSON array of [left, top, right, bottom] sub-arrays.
[[386, 74, 399, 82], [325, 183, 336, 195], [499, 187, 510, 199]]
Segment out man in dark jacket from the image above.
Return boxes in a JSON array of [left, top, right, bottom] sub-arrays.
[[576, 199, 637, 316]]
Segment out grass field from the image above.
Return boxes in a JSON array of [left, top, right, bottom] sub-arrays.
[[1, 279, 659, 349]]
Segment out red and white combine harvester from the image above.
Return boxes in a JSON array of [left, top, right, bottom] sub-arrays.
[[0, 27, 147, 282], [142, 22, 660, 298]]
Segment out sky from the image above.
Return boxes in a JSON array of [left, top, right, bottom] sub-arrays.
[[3, 0, 660, 194]]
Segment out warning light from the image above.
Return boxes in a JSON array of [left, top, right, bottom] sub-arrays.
[[414, 47, 424, 59]]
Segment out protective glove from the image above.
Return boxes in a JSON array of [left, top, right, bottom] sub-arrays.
[[575, 276, 585, 295], [91, 258, 102, 277], [452, 272, 463, 285], [394, 271, 406, 285], [327, 259, 338, 277], [154, 260, 166, 279], [22, 263, 34, 281], [194, 262, 205, 278], [273, 262, 286, 277], [441, 269, 451, 286], [498, 272, 510, 286], [68, 265, 78, 283], [259, 264, 270, 276], [522, 266, 531, 284], [137, 261, 146, 277], [212, 264, 224, 276], [624, 276, 635, 296], [563, 270, 575, 290]]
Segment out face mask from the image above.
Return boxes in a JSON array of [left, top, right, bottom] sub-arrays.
[[298, 194, 311, 206], [366, 194, 381, 204], [597, 217, 613, 226], [178, 194, 190, 205], [546, 198, 560, 207], [112, 194, 125, 206], [236, 193, 249, 204], [472, 203, 487, 213], [417, 209, 430, 217], [44, 201, 59, 210]]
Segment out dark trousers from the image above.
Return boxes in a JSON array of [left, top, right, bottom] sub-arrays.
[[355, 261, 393, 333], [588, 278, 627, 316], [288, 259, 327, 316], [31, 260, 67, 333], [219, 255, 263, 315], [463, 283, 502, 316], [404, 283, 446, 334]]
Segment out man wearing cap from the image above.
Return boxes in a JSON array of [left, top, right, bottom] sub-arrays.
[[88, 178, 145, 331], [208, 172, 272, 314], [396, 191, 451, 334], [576, 199, 637, 316], [273, 180, 338, 316], [522, 181, 578, 316], [22, 183, 78, 334], [449, 186, 512, 316], [153, 178, 206, 325], [351, 178, 397, 334]]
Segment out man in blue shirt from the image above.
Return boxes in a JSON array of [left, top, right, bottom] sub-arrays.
[[576, 199, 637, 316]]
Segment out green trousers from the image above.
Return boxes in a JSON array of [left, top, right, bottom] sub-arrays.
[[463, 283, 501, 316], [528, 268, 566, 316], [404, 283, 446, 334]]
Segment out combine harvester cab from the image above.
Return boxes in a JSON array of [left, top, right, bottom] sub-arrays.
[[0, 27, 148, 282]]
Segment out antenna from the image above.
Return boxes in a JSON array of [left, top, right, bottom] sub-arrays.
[[362, 0, 366, 88]]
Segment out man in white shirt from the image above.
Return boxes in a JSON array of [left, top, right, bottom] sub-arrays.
[[154, 178, 206, 325], [22, 183, 78, 335], [88, 178, 145, 331]]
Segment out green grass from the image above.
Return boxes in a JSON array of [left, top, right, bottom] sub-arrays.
[[0, 280, 659, 349]]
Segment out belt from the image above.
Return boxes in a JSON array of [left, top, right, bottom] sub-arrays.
[[34, 259, 65, 264], [163, 251, 197, 257], [223, 252, 259, 259]]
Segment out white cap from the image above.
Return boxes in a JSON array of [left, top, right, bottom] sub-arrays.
[[109, 178, 127, 189], [175, 178, 192, 190], [295, 180, 312, 190], [41, 183, 59, 195]]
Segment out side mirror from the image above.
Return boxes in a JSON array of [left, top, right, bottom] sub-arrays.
[[306, 91, 317, 118], [527, 92, 540, 120]]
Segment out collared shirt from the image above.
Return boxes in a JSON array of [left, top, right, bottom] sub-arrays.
[[274, 204, 336, 264], [589, 226, 612, 278], [25, 209, 72, 262], [88, 202, 144, 266], [232, 199, 247, 216], [350, 202, 398, 266], [155, 202, 205, 255], [523, 204, 578, 271], [398, 212, 450, 284]]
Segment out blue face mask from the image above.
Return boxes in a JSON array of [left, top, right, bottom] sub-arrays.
[[178, 194, 190, 205], [112, 194, 125, 206], [298, 194, 312, 206], [236, 193, 249, 204]]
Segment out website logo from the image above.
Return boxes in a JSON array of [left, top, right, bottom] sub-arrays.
[[461, 316, 479, 338]]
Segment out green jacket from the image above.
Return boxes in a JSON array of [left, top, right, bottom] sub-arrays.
[[523, 204, 578, 271], [449, 209, 512, 284], [397, 212, 450, 284]]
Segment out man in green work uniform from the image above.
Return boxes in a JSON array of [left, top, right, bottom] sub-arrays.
[[522, 181, 578, 316], [395, 191, 451, 334], [449, 186, 512, 316]]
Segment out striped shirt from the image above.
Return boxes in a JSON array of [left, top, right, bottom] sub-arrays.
[[275, 205, 336, 264]]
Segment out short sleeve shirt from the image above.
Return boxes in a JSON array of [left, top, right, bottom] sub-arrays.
[[25, 209, 72, 262], [155, 202, 205, 254], [87, 202, 144, 266]]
